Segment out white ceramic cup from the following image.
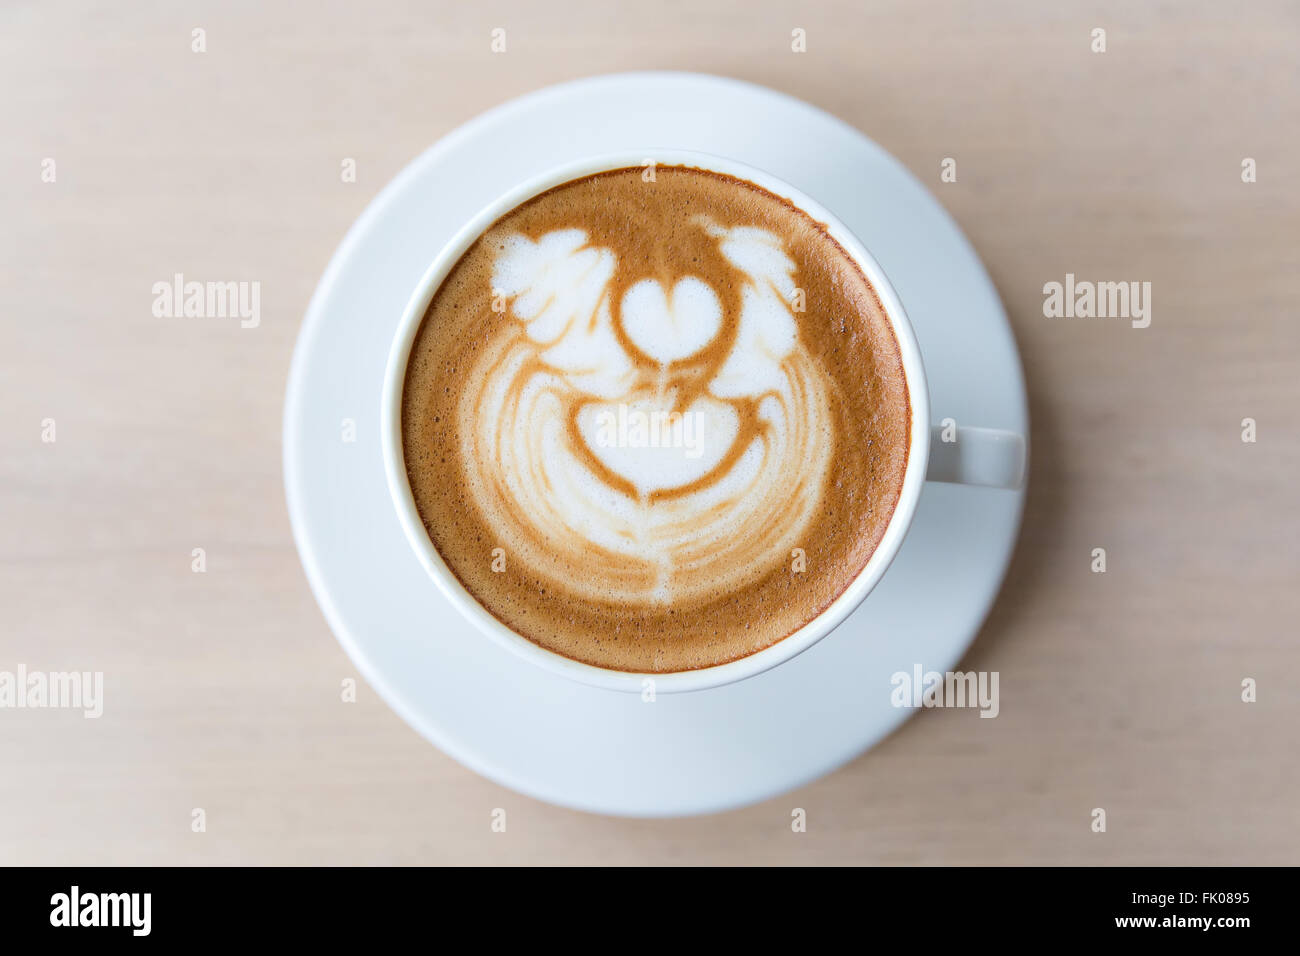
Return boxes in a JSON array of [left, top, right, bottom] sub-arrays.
[[381, 149, 1025, 694]]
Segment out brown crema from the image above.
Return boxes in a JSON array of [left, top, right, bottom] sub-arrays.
[[402, 165, 910, 672]]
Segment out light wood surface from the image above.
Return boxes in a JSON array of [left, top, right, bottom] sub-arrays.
[[2, 0, 1297, 865]]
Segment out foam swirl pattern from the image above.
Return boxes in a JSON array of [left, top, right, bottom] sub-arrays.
[[458, 220, 833, 606]]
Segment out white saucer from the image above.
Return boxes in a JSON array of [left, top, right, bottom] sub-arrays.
[[283, 72, 1028, 817]]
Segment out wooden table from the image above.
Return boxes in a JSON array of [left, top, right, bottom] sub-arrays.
[[2, 0, 1296, 865]]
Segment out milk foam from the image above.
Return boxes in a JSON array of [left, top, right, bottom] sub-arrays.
[[464, 220, 834, 606], [493, 230, 634, 399], [621, 276, 723, 363]]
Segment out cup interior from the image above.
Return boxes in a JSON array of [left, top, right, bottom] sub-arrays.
[[381, 149, 931, 693]]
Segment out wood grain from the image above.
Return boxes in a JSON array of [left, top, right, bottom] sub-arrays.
[[1, 0, 1296, 865]]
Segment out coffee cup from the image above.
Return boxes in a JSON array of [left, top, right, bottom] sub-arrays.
[[381, 149, 1024, 693]]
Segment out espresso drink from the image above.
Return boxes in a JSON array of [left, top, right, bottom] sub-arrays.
[[402, 166, 910, 672]]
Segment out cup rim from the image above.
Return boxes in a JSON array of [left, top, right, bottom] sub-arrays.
[[380, 148, 931, 694]]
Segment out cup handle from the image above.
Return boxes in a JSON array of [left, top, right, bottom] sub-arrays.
[[926, 424, 1027, 489]]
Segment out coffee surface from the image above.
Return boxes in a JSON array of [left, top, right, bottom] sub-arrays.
[[402, 166, 910, 672]]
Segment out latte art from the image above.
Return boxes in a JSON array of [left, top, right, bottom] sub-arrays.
[[402, 167, 910, 672], [459, 220, 833, 605]]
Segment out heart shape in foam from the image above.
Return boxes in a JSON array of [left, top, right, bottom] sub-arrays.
[[620, 276, 723, 364], [575, 393, 739, 496]]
